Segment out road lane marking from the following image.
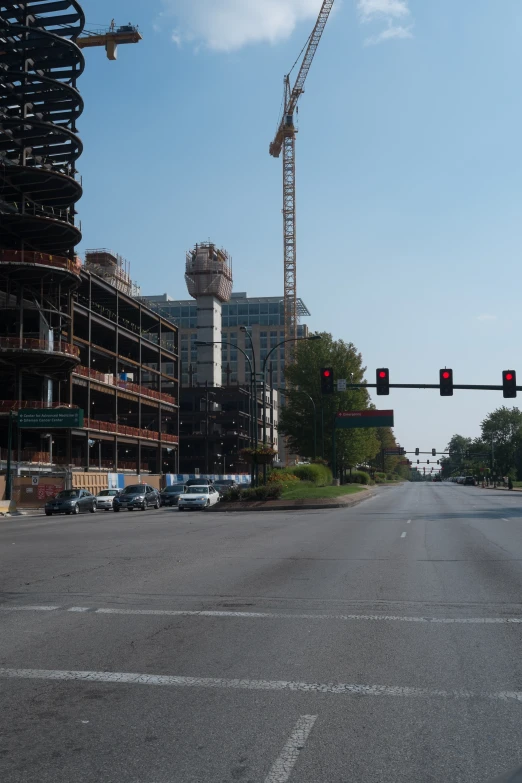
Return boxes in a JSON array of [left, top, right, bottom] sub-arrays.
[[502, 518, 510, 522], [401, 532, 407, 538], [2, 605, 522, 624], [0, 605, 60, 612], [264, 715, 317, 783], [407, 519, 411, 524], [1, 668, 522, 702]]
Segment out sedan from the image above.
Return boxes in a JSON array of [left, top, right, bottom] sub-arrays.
[[45, 489, 97, 516], [95, 489, 120, 511], [160, 484, 186, 507], [178, 485, 220, 511], [113, 484, 160, 512]]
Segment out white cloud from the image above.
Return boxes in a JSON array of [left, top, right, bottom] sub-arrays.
[[357, 0, 410, 22], [357, 0, 413, 45], [477, 314, 497, 322], [364, 22, 412, 45], [158, 0, 326, 52]]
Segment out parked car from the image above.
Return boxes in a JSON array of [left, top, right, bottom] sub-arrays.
[[113, 484, 160, 512], [185, 478, 214, 488], [95, 488, 120, 511], [213, 479, 238, 497], [160, 484, 186, 507], [464, 476, 475, 486], [45, 489, 97, 516], [178, 485, 220, 511]]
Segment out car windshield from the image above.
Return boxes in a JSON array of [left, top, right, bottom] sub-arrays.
[[187, 487, 209, 495], [165, 485, 185, 492], [125, 486, 146, 494], [56, 490, 80, 499], [98, 490, 116, 497]]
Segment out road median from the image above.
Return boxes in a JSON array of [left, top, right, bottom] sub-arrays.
[[207, 486, 373, 512]]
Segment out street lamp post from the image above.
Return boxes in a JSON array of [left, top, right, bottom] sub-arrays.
[[195, 340, 255, 448], [239, 327, 258, 451], [261, 335, 322, 447], [296, 391, 317, 460]]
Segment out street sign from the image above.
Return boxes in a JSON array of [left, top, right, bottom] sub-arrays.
[[336, 410, 394, 429], [336, 379, 347, 392], [31, 476, 39, 486], [384, 447, 405, 456], [18, 408, 84, 429]]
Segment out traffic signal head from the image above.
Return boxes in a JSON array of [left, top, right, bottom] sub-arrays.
[[417, 459, 419, 464], [415, 448, 419, 456], [432, 448, 436, 457], [376, 368, 389, 396], [320, 367, 334, 395], [427, 460, 430, 464], [439, 369, 453, 397], [502, 370, 517, 399]]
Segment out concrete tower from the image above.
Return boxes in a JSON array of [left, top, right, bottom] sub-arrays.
[[185, 243, 233, 386]]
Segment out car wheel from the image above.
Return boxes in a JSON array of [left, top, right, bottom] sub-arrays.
[[73, 504, 79, 515], [113, 507, 120, 512], [141, 502, 146, 511], [90, 503, 96, 513], [154, 499, 160, 509], [45, 511, 52, 517]]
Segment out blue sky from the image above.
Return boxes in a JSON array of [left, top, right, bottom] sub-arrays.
[[78, 0, 522, 454]]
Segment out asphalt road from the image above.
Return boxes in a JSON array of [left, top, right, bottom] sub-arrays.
[[1, 482, 522, 783]]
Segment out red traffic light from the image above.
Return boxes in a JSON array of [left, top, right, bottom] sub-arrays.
[[322, 370, 331, 378], [502, 370, 517, 398], [506, 373, 513, 381], [378, 371, 387, 378], [442, 371, 450, 380]]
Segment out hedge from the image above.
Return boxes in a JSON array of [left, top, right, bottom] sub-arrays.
[[346, 470, 372, 485]]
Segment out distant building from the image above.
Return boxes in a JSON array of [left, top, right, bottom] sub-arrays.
[[142, 291, 310, 390]]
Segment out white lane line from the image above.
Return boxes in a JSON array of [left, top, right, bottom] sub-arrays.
[[264, 715, 317, 783], [2, 605, 522, 624], [401, 532, 407, 539], [0, 605, 60, 612], [1, 668, 522, 703], [407, 519, 411, 524], [502, 518, 510, 522]]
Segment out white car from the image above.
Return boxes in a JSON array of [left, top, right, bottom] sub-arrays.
[[95, 488, 120, 511], [178, 485, 220, 511]]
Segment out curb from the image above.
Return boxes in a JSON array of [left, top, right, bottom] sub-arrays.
[[206, 489, 374, 513]]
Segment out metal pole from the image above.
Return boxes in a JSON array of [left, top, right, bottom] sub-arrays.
[[5, 411, 13, 501], [205, 385, 209, 475], [321, 405, 325, 459], [332, 423, 336, 482]]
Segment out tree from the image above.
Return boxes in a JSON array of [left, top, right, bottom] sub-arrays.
[[481, 407, 522, 476], [278, 333, 381, 473]]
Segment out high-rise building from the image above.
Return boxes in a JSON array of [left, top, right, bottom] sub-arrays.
[[142, 292, 310, 389]]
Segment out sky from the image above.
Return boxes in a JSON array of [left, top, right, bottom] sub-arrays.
[[78, 0, 522, 455]]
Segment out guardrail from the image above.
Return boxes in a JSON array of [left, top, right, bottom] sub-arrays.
[[74, 366, 176, 405], [85, 418, 178, 444], [0, 337, 80, 357], [0, 249, 81, 275]]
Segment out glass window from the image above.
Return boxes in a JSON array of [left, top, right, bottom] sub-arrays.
[[181, 318, 189, 328], [181, 307, 190, 317], [228, 305, 237, 315], [228, 316, 237, 327], [260, 332, 267, 338], [248, 303, 260, 315], [269, 303, 279, 314], [230, 351, 238, 361], [222, 305, 229, 316], [230, 333, 237, 341], [238, 316, 248, 326], [190, 334, 197, 342], [190, 319, 197, 328], [222, 316, 229, 327], [238, 304, 248, 316], [260, 303, 269, 314], [260, 315, 269, 325]]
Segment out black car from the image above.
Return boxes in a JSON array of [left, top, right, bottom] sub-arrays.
[[213, 480, 238, 497], [464, 476, 475, 486], [45, 489, 97, 516], [113, 484, 160, 512], [185, 478, 214, 488], [160, 484, 186, 507]]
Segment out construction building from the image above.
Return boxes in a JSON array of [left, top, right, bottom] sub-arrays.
[[0, 3, 179, 481]]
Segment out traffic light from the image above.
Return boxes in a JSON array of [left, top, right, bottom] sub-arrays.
[[502, 370, 517, 399], [432, 449, 436, 457], [417, 460, 419, 464], [437, 460, 440, 465], [427, 460, 430, 464], [376, 368, 389, 396], [415, 448, 419, 456], [320, 368, 334, 395], [439, 369, 453, 397]]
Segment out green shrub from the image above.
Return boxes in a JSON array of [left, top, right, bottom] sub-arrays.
[[288, 463, 332, 486], [374, 475, 385, 483], [237, 485, 283, 502], [346, 470, 371, 485], [268, 469, 299, 484], [386, 473, 395, 481]]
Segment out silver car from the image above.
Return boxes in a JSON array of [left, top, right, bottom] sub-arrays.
[[95, 489, 120, 511]]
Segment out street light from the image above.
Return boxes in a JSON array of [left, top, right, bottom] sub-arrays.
[[261, 335, 322, 448], [239, 327, 257, 451], [195, 340, 255, 448]]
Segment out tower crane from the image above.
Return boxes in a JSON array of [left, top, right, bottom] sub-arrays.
[[269, 1, 335, 353], [76, 22, 142, 60]]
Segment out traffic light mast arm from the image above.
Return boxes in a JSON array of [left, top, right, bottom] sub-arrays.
[[349, 383, 519, 391]]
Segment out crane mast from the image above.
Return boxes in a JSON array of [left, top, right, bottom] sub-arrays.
[[270, 0, 335, 354]]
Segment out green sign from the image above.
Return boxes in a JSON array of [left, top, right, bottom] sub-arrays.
[[336, 410, 394, 429], [18, 408, 84, 429]]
